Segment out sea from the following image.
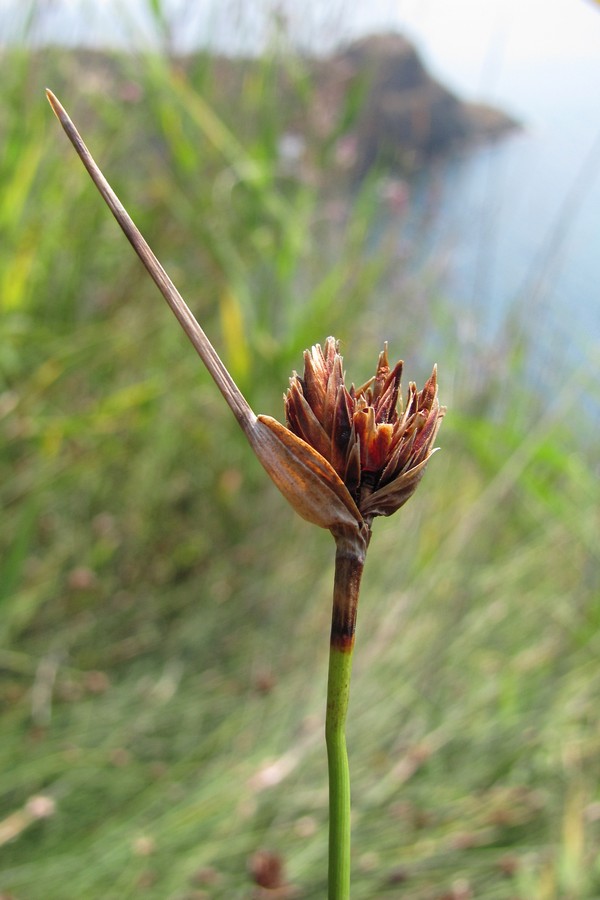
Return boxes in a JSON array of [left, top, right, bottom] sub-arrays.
[[343, 0, 600, 408]]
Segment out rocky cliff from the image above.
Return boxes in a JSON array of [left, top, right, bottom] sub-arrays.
[[311, 33, 519, 178]]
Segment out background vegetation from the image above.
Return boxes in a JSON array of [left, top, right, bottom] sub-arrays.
[[1, 6, 599, 898]]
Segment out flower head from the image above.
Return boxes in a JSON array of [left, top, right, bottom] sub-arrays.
[[283, 337, 445, 523]]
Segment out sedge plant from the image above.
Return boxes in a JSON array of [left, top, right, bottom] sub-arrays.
[[46, 89, 445, 899]]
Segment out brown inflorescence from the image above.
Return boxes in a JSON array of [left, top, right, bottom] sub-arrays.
[[285, 337, 444, 523]]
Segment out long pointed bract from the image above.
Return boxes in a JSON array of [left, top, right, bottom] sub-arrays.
[[45, 88, 255, 437]]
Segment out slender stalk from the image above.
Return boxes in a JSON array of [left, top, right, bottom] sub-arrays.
[[326, 643, 353, 899], [326, 535, 367, 899]]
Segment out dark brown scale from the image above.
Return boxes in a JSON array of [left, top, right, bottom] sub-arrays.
[[358, 469, 380, 507], [285, 340, 443, 522]]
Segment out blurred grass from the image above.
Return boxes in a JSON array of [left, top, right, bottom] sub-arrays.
[[1, 7, 600, 899]]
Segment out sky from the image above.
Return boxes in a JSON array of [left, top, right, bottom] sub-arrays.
[[360, 0, 600, 116]]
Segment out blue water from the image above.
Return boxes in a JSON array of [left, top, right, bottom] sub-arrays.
[[418, 122, 600, 347], [390, 52, 600, 402]]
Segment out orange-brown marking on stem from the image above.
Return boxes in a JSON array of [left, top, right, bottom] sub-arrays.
[[330, 633, 355, 653]]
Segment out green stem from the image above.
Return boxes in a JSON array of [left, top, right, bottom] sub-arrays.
[[326, 642, 354, 899], [326, 538, 366, 899]]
